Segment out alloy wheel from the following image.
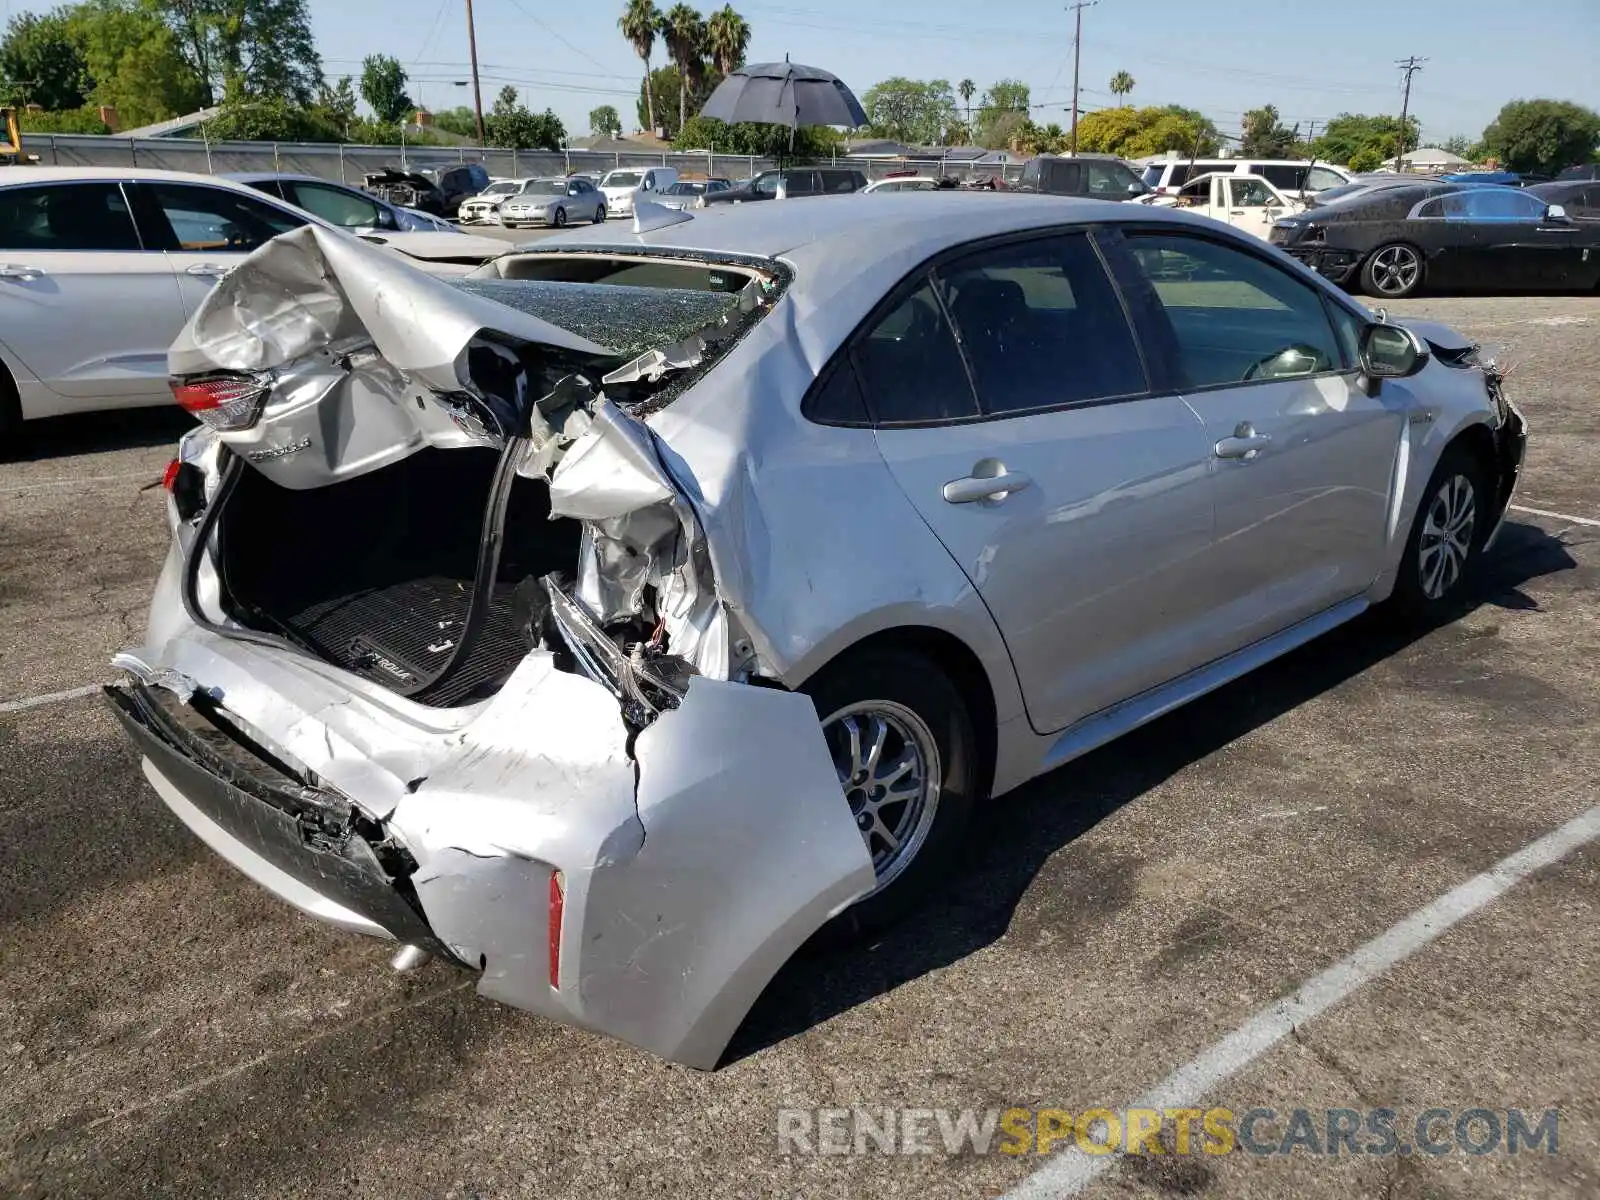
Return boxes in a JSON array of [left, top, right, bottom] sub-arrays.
[[1418, 473, 1477, 600], [820, 700, 941, 894], [1371, 245, 1421, 296]]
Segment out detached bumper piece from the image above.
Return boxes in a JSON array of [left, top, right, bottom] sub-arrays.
[[104, 681, 450, 959], [1285, 247, 1359, 284]]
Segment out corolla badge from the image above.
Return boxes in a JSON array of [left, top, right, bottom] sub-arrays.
[[247, 436, 312, 462]]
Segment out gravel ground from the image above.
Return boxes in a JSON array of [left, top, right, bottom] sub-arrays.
[[1, 292, 1596, 1200]]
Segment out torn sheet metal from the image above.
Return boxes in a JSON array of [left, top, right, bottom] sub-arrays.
[[402, 673, 873, 1069]]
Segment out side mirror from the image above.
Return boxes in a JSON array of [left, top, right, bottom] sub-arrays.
[[376, 207, 400, 231], [1360, 323, 1429, 388], [1544, 203, 1570, 223]]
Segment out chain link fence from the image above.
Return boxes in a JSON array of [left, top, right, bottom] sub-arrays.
[[18, 133, 1018, 188]]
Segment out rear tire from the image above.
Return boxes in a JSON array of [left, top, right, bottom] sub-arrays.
[[1388, 443, 1490, 619], [594, 205, 605, 223], [800, 648, 979, 937], [1361, 242, 1425, 299]]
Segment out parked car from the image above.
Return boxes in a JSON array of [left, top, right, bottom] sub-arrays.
[[0, 167, 508, 438], [1015, 154, 1149, 199], [1271, 182, 1600, 297], [1136, 171, 1303, 238], [699, 167, 867, 204], [228, 172, 458, 233], [117, 193, 1524, 1070], [655, 178, 732, 210], [361, 164, 489, 217], [1138, 157, 1353, 200], [1438, 171, 1546, 188], [863, 176, 942, 193], [499, 177, 606, 228], [598, 166, 678, 217], [1526, 179, 1600, 219], [458, 178, 532, 225], [1554, 163, 1600, 182]]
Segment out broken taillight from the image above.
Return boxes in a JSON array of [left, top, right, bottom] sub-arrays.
[[548, 870, 565, 989], [162, 458, 181, 492], [169, 373, 270, 432]]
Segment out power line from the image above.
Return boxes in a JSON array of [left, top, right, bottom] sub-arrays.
[[498, 0, 620, 77]]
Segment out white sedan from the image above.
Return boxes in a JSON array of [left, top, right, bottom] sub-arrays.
[[0, 167, 510, 441]]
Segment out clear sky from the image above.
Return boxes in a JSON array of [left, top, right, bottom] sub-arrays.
[[309, 0, 1600, 144]]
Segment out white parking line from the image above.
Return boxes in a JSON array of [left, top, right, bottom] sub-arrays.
[[1003, 803, 1600, 1199], [1510, 504, 1600, 529], [3, 470, 160, 495], [0, 684, 103, 714]]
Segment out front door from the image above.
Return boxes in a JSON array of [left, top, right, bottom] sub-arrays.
[[1223, 177, 1291, 239], [0, 180, 186, 405], [129, 180, 309, 318], [860, 232, 1216, 734], [1120, 229, 1405, 652]]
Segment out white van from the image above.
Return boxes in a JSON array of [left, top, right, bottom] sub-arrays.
[[598, 166, 680, 217], [1136, 155, 1351, 199]]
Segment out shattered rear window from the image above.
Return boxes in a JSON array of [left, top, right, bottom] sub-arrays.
[[449, 278, 742, 361]]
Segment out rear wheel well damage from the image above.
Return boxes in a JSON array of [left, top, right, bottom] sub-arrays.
[[793, 625, 998, 804]]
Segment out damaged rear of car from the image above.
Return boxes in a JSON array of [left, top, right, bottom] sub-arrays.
[[109, 225, 874, 1068]]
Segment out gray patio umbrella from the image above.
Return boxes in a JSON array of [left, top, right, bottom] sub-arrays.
[[698, 59, 868, 131]]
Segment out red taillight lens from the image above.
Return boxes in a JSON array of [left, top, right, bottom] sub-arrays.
[[547, 870, 565, 989], [169, 373, 269, 432], [162, 458, 181, 492]]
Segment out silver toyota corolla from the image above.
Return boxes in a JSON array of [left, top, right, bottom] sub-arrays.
[[108, 194, 1526, 1069]]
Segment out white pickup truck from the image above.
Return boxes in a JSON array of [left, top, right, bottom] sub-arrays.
[[1136, 171, 1305, 239]]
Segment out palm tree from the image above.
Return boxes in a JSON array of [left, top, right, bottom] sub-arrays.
[[705, 5, 750, 78], [620, 0, 664, 134], [663, 4, 706, 133], [1109, 70, 1135, 101], [958, 78, 976, 129]]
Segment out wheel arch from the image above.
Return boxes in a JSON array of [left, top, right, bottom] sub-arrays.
[[0, 349, 20, 437], [1444, 420, 1505, 545]]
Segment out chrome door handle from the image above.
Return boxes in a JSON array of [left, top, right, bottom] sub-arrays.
[[1215, 433, 1271, 460], [943, 469, 1031, 504], [185, 262, 230, 277], [0, 264, 45, 279]]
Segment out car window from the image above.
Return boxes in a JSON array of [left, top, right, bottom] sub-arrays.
[[851, 278, 978, 424], [288, 182, 384, 228], [1023, 159, 1044, 189], [823, 171, 859, 193], [1047, 161, 1079, 193], [938, 233, 1146, 414], [1255, 164, 1304, 191], [0, 182, 142, 251], [144, 182, 304, 252], [1306, 167, 1346, 191], [753, 173, 782, 196], [1459, 189, 1545, 220], [1229, 178, 1274, 207], [1140, 165, 1162, 188], [1177, 175, 1211, 201], [1084, 161, 1135, 196], [1126, 233, 1342, 388]]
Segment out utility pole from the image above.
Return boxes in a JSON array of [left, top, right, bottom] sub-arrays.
[[465, 0, 486, 147], [1394, 56, 1425, 173], [1067, 0, 1098, 156]]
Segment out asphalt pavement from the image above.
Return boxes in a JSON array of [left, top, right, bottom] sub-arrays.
[[1, 293, 1596, 1199]]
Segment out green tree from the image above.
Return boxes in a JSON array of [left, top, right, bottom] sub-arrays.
[[619, 0, 663, 134], [1108, 70, 1134, 100], [200, 93, 340, 140], [360, 53, 411, 125], [312, 74, 356, 137], [637, 62, 716, 139], [1074, 103, 1219, 158], [485, 84, 563, 150], [862, 76, 958, 145], [18, 104, 107, 132], [1240, 103, 1294, 157], [662, 4, 705, 135], [1482, 99, 1600, 174], [1311, 112, 1420, 167], [1440, 133, 1482, 162], [957, 77, 974, 126], [704, 4, 748, 77], [160, 0, 323, 107], [0, 10, 89, 109], [975, 78, 1029, 148], [588, 103, 622, 137], [432, 104, 479, 138], [675, 113, 839, 158], [68, 0, 207, 127], [1347, 146, 1382, 173]]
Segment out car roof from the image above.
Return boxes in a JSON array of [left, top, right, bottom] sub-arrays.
[[0, 165, 275, 185]]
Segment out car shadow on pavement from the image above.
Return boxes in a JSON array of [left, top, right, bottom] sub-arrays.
[[6, 408, 194, 462], [726, 519, 1579, 1064]]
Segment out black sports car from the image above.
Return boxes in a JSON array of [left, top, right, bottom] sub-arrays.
[[1526, 179, 1600, 220], [1270, 182, 1600, 298]]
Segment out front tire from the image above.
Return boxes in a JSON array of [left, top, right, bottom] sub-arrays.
[[1361, 242, 1425, 299], [594, 205, 606, 223], [552, 206, 567, 228], [1389, 444, 1489, 618], [802, 648, 979, 936]]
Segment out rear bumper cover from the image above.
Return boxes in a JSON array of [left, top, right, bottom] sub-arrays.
[[107, 643, 874, 1069]]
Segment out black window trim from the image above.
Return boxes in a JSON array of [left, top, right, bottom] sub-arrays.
[[0, 178, 150, 252], [1100, 222, 1369, 399]]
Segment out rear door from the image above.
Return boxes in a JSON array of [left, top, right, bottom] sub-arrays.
[[862, 230, 1216, 733], [282, 179, 391, 233], [0, 179, 186, 405], [1117, 228, 1403, 652], [129, 180, 310, 318]]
